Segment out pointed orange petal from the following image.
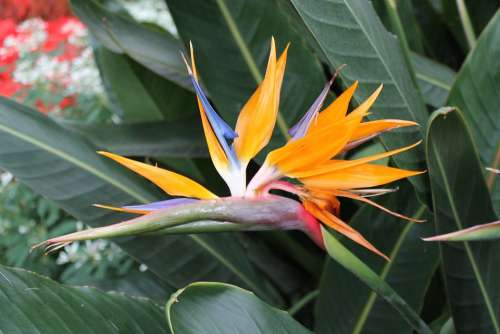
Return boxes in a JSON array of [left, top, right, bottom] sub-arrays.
[[304, 201, 388, 260], [234, 39, 288, 164], [292, 141, 422, 178], [188, 44, 230, 173], [344, 84, 383, 121], [311, 81, 358, 131], [343, 119, 419, 152], [93, 204, 150, 215], [300, 163, 424, 190], [99, 151, 217, 199], [267, 115, 363, 175], [328, 189, 424, 223]]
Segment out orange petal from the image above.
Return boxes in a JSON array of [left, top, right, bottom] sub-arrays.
[[234, 39, 288, 164], [93, 204, 150, 215], [99, 151, 217, 199], [292, 141, 422, 178], [266, 115, 362, 175], [300, 163, 424, 190], [188, 44, 230, 173], [304, 201, 388, 260], [328, 189, 424, 223], [310, 81, 358, 131], [344, 84, 383, 121], [343, 119, 419, 152]]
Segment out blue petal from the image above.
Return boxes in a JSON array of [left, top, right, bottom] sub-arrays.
[[289, 79, 333, 140], [190, 76, 240, 167], [124, 198, 198, 211]]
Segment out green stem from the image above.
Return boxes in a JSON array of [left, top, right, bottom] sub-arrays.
[[382, 0, 419, 88], [456, 0, 476, 50], [287, 289, 319, 316]]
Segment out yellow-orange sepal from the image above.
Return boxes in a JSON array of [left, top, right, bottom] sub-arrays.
[[98, 151, 217, 199], [233, 39, 288, 165]]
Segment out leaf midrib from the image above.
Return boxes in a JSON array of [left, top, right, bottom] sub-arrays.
[[415, 72, 452, 91], [296, 0, 422, 123], [0, 122, 152, 204], [431, 139, 500, 334], [352, 204, 427, 334]]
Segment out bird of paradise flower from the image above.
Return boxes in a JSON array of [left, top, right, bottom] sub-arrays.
[[38, 39, 423, 260]]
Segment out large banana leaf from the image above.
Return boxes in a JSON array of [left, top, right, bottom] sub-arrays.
[[0, 97, 280, 303], [411, 52, 455, 108], [0, 265, 170, 333], [165, 282, 312, 334], [315, 182, 438, 334], [447, 11, 500, 215], [165, 0, 325, 146], [426, 107, 500, 333], [94, 46, 196, 123], [289, 0, 429, 200], [71, 0, 189, 89]]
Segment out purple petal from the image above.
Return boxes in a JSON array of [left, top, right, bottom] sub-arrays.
[[289, 79, 333, 140], [123, 198, 198, 211]]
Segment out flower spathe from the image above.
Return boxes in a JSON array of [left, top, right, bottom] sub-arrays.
[[40, 39, 423, 260]]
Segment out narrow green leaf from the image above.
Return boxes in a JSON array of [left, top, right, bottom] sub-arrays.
[[165, 282, 312, 334], [426, 107, 500, 333], [321, 226, 432, 334], [447, 11, 500, 215], [424, 220, 500, 241], [441, 0, 499, 51], [410, 52, 455, 108], [316, 182, 439, 334], [289, 0, 429, 201], [0, 265, 170, 333]]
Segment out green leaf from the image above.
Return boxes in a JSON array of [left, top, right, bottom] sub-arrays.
[[165, 282, 312, 334], [94, 46, 196, 122], [411, 0, 465, 69], [447, 11, 500, 215], [165, 0, 325, 146], [71, 0, 189, 89], [372, 0, 426, 54], [58, 118, 207, 158], [411, 52, 455, 108], [426, 107, 500, 333], [0, 97, 280, 303], [424, 220, 500, 241], [95, 269, 176, 302], [321, 225, 432, 334], [315, 182, 438, 334], [289, 0, 429, 200], [0, 265, 170, 333], [441, 0, 500, 51]]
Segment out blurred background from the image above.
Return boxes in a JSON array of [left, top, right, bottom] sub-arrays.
[[0, 0, 173, 288]]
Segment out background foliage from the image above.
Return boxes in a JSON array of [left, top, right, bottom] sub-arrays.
[[0, 0, 499, 333]]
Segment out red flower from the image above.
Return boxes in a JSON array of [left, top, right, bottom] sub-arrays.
[[59, 95, 75, 109], [0, 19, 16, 44], [35, 98, 48, 113]]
